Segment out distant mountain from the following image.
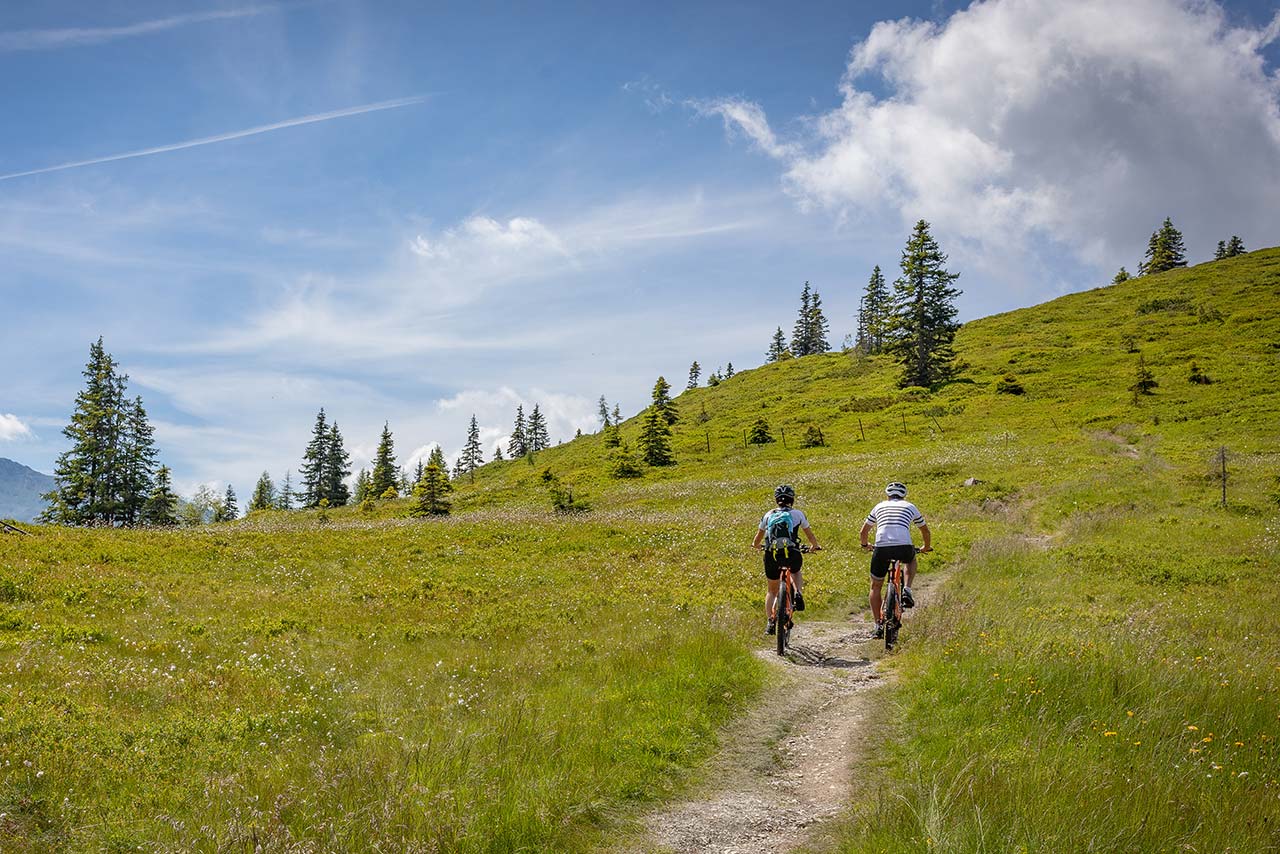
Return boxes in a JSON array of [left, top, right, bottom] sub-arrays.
[[0, 458, 54, 523]]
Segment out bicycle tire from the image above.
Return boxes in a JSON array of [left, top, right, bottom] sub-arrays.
[[883, 573, 900, 651], [776, 581, 790, 656]]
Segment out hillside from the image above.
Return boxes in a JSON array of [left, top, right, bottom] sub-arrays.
[[0, 457, 53, 523], [1, 249, 1278, 852]]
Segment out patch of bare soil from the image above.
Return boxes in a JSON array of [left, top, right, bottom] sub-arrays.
[[619, 571, 945, 854]]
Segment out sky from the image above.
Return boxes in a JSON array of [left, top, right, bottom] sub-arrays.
[[2, 0, 1278, 499]]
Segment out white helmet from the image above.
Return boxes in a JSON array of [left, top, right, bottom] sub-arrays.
[[885, 481, 907, 499]]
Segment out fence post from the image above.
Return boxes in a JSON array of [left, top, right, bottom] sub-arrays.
[[705, 430, 711, 453], [781, 427, 787, 449], [901, 413, 908, 433], [858, 418, 865, 440]]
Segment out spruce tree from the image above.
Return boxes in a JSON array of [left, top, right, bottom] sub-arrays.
[[249, 471, 275, 511], [119, 396, 157, 526], [861, 266, 891, 353], [1225, 235, 1246, 257], [748, 417, 774, 444], [767, 327, 788, 362], [299, 409, 329, 507], [1138, 217, 1187, 276], [142, 465, 178, 526], [612, 403, 622, 425], [888, 220, 963, 388], [324, 422, 351, 506], [598, 395, 611, 428], [460, 414, 484, 481], [1113, 267, 1131, 284], [277, 471, 295, 511], [527, 405, 550, 452], [792, 283, 814, 356], [651, 376, 678, 425], [807, 289, 831, 353], [1214, 240, 1228, 261], [687, 361, 701, 389], [508, 405, 528, 458], [428, 445, 447, 471], [411, 461, 452, 516], [493, 445, 505, 462], [413, 459, 426, 485], [725, 362, 735, 379], [220, 484, 239, 521], [370, 422, 398, 497], [353, 469, 372, 503], [637, 405, 675, 466]]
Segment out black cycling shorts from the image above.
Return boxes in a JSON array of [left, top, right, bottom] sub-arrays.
[[763, 547, 803, 581], [870, 544, 916, 579]]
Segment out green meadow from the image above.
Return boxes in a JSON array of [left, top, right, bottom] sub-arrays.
[[3, 250, 1279, 851]]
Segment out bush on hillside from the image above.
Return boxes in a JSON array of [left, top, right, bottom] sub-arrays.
[[1188, 361, 1212, 385], [995, 374, 1025, 395], [1136, 296, 1192, 315], [602, 424, 622, 448], [798, 425, 825, 448], [540, 468, 590, 513], [1197, 304, 1225, 324], [748, 418, 774, 445], [607, 443, 644, 478]]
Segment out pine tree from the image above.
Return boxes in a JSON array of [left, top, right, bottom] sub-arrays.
[[41, 338, 160, 526], [792, 283, 814, 356], [142, 465, 178, 526], [219, 484, 238, 521], [411, 461, 452, 516], [687, 361, 701, 390], [527, 405, 550, 452], [353, 469, 372, 503], [725, 362, 735, 379], [807, 289, 831, 353], [508, 405, 528, 458], [888, 220, 963, 389], [767, 327, 788, 362], [1113, 267, 1131, 284], [861, 266, 891, 353], [607, 441, 644, 478], [612, 404, 622, 425], [602, 422, 622, 448], [651, 376, 678, 425], [428, 445, 447, 471], [324, 422, 351, 506], [598, 395, 611, 428], [1132, 354, 1158, 396], [1214, 240, 1228, 261], [249, 471, 275, 511], [637, 405, 675, 466], [460, 414, 484, 481], [748, 417, 774, 444], [493, 445, 504, 462], [412, 459, 426, 485], [277, 471, 294, 511], [370, 422, 398, 498], [1225, 235, 1246, 257], [1138, 217, 1187, 276], [299, 409, 329, 507]]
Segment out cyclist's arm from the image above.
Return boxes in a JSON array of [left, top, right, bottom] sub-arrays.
[[800, 525, 821, 550], [751, 528, 765, 550], [859, 521, 873, 549], [918, 522, 932, 552]]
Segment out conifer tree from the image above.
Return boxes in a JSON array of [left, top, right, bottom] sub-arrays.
[[748, 417, 774, 444], [725, 362, 735, 379], [493, 445, 504, 462], [807, 289, 831, 353], [602, 422, 622, 448], [888, 220, 963, 388], [428, 445, 447, 471], [324, 422, 351, 506], [353, 469, 372, 503], [370, 422, 398, 497], [508, 405, 528, 458], [1214, 240, 1228, 261], [412, 459, 425, 485], [1113, 267, 1131, 284], [220, 484, 238, 521], [411, 461, 452, 516], [299, 409, 329, 507], [637, 405, 675, 466], [612, 404, 622, 425], [277, 471, 294, 511], [861, 266, 891, 353], [767, 327, 788, 362], [687, 361, 701, 389], [792, 283, 813, 356], [607, 441, 644, 478], [651, 376, 679, 425], [142, 465, 178, 526], [527, 405, 551, 451], [460, 414, 484, 480], [1225, 235, 1246, 257], [1138, 217, 1187, 276], [598, 395, 611, 428], [119, 396, 158, 526], [249, 471, 275, 511]]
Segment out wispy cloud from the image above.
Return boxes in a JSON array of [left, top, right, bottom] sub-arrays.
[[0, 414, 34, 442], [0, 6, 281, 53], [0, 96, 429, 182]]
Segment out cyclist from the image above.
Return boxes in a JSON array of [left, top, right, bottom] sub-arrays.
[[859, 481, 931, 638], [752, 484, 822, 636]]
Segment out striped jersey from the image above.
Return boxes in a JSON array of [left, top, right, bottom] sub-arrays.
[[865, 499, 926, 546]]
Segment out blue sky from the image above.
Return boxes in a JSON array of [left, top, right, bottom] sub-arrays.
[[2, 0, 1278, 500]]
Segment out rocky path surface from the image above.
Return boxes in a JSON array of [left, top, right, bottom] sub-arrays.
[[623, 572, 945, 854]]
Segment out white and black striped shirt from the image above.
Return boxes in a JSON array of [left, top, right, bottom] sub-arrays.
[[865, 499, 926, 547]]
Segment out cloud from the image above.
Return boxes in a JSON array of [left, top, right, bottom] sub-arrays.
[[623, 77, 676, 114], [0, 96, 429, 182], [0, 414, 34, 441], [0, 6, 281, 52], [700, 0, 1280, 273]]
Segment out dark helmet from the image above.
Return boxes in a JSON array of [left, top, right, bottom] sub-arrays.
[[774, 484, 796, 503], [885, 481, 907, 499]]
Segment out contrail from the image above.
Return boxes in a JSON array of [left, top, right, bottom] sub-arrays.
[[0, 6, 280, 52], [0, 96, 428, 182]]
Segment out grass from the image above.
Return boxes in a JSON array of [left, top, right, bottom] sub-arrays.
[[2, 249, 1279, 850]]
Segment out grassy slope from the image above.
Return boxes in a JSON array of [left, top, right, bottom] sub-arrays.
[[2, 250, 1278, 851]]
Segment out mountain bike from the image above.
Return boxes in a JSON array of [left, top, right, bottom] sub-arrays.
[[882, 547, 922, 651], [772, 545, 814, 656]]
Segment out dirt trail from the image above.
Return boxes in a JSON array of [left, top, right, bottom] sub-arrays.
[[623, 573, 945, 854]]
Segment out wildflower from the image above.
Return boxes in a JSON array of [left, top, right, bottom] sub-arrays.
[[1187, 725, 1199, 731], [1127, 710, 1134, 717], [1103, 731, 1118, 737], [1203, 736, 1214, 743]]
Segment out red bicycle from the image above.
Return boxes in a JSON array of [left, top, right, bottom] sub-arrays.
[[882, 547, 922, 651], [772, 545, 814, 656]]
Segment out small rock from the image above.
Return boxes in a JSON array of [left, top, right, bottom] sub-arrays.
[[963, 477, 984, 487]]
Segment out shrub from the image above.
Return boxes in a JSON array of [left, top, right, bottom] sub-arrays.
[[798, 425, 825, 448], [359, 498, 376, 514], [995, 374, 1025, 395], [379, 486, 399, 500], [607, 443, 644, 478], [1188, 361, 1212, 385], [1136, 296, 1192, 315], [748, 417, 774, 445]]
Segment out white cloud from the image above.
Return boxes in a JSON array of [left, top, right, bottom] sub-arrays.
[[702, 0, 1280, 272], [0, 414, 33, 441]]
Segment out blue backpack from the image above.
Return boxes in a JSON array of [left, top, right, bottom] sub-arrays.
[[764, 508, 798, 551]]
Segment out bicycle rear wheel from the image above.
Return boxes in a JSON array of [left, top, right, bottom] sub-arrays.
[[883, 574, 900, 651], [776, 582, 791, 656]]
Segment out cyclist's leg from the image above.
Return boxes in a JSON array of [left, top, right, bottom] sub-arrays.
[[905, 557, 917, 589], [766, 578, 780, 617], [869, 576, 884, 622], [791, 568, 803, 595]]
